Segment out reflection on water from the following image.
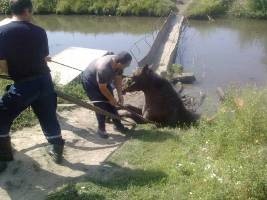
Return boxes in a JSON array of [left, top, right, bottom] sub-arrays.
[[33, 15, 161, 34], [177, 19, 267, 91], [0, 15, 163, 75]]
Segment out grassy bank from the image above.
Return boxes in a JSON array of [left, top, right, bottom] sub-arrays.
[[187, 0, 267, 19], [47, 87, 267, 200], [0, 0, 176, 16]]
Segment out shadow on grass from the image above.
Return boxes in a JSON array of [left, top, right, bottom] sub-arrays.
[[58, 114, 176, 145], [87, 162, 168, 190], [48, 184, 106, 200], [128, 128, 176, 143], [46, 159, 167, 199], [57, 114, 126, 145], [1, 150, 167, 200]]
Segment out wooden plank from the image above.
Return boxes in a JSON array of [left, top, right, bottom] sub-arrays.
[[55, 90, 135, 125], [48, 47, 108, 85]]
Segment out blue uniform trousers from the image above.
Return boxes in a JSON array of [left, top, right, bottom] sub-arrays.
[[0, 73, 62, 144]]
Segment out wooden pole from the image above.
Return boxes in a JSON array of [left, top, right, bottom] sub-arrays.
[[119, 105, 154, 124], [0, 74, 135, 125], [55, 89, 134, 124]]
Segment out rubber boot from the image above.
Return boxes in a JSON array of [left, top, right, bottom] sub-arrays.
[[0, 137, 14, 173], [47, 139, 65, 164]]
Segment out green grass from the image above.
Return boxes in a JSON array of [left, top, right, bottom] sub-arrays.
[[0, 0, 176, 16], [47, 87, 267, 200], [58, 79, 87, 100], [187, 0, 267, 19]]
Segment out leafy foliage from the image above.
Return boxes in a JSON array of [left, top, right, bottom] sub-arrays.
[[0, 0, 175, 16]]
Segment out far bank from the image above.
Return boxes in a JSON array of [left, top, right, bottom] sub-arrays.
[[0, 0, 176, 16], [187, 0, 267, 19]]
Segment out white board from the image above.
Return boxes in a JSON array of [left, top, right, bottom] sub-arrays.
[[48, 47, 108, 85]]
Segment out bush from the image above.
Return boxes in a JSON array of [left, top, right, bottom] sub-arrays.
[[88, 0, 118, 15], [187, 0, 231, 19], [187, 0, 267, 19], [245, 0, 267, 18], [72, 0, 91, 14], [33, 0, 57, 14], [36, 0, 174, 16], [56, 0, 73, 14], [117, 0, 176, 16], [0, 0, 10, 14], [153, 0, 177, 16], [0, 0, 174, 16]]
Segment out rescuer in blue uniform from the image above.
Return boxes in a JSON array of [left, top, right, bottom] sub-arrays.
[[0, 0, 65, 173]]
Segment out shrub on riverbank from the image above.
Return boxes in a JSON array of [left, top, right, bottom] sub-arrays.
[[187, 0, 267, 19], [33, 0, 57, 14], [0, 0, 9, 14], [47, 87, 267, 199], [187, 0, 231, 19], [0, 0, 176, 16], [55, 0, 177, 16], [230, 0, 267, 18]]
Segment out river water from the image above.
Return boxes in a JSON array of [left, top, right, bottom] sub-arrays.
[[1, 16, 266, 91], [0, 15, 163, 75], [176, 19, 267, 113], [177, 19, 267, 92]]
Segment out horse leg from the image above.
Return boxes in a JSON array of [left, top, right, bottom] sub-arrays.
[[119, 105, 145, 124]]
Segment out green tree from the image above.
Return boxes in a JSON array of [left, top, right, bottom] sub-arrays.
[[0, 0, 10, 14]]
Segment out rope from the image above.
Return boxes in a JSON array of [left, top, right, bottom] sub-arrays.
[[0, 74, 136, 126], [49, 59, 131, 78], [50, 60, 83, 72], [89, 100, 154, 124]]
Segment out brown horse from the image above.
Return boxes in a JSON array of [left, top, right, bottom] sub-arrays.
[[122, 65, 199, 127]]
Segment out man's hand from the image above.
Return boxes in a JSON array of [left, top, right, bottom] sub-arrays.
[[114, 75, 124, 105], [109, 98, 118, 107], [99, 83, 118, 107]]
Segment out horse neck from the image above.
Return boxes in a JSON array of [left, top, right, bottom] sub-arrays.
[[142, 84, 161, 107]]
